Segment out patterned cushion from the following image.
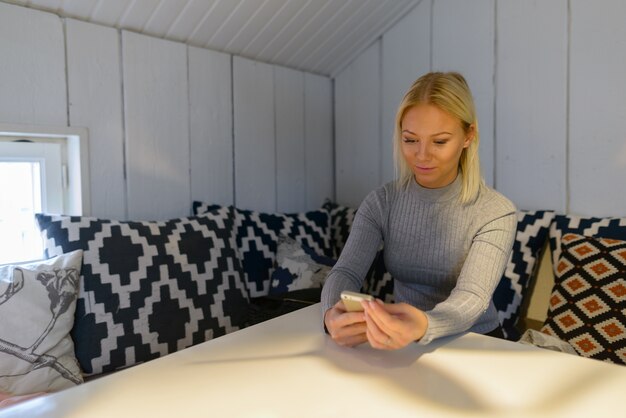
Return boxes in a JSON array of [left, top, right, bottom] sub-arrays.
[[269, 236, 334, 295], [541, 233, 626, 364], [0, 251, 83, 395], [493, 210, 555, 340], [322, 200, 356, 258], [361, 251, 394, 302], [193, 202, 331, 297], [549, 214, 626, 276], [35, 208, 249, 376]]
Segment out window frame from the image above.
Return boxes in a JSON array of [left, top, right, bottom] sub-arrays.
[[0, 123, 91, 216]]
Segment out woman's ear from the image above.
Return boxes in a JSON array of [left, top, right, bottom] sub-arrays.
[[463, 124, 476, 148]]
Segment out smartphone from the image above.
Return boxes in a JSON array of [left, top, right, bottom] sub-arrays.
[[340, 290, 374, 312]]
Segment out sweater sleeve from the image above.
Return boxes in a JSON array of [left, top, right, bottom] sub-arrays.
[[418, 206, 517, 345], [320, 189, 386, 320]]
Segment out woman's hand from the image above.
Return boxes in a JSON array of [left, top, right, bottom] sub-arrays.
[[362, 299, 428, 350], [324, 301, 368, 347]]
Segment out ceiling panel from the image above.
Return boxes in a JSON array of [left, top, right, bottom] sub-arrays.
[[89, 0, 128, 27], [2, 0, 421, 76]]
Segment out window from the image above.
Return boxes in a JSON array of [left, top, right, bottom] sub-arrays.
[[0, 124, 90, 264]]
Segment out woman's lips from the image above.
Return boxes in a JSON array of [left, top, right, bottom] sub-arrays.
[[415, 165, 435, 172]]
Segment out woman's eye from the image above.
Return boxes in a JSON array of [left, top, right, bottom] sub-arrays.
[[434, 140, 448, 145], [403, 137, 417, 143]]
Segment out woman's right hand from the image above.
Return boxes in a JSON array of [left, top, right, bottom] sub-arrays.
[[324, 300, 368, 347]]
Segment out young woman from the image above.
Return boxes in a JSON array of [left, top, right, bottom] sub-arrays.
[[322, 72, 516, 350]]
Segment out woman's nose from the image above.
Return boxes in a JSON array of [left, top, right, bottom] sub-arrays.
[[415, 143, 431, 160]]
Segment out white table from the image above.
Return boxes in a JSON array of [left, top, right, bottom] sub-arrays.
[[2, 303, 626, 418]]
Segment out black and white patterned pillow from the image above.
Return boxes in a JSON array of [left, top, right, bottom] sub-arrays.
[[492, 210, 555, 340], [361, 250, 394, 302], [193, 202, 331, 297], [549, 214, 626, 276], [36, 208, 249, 376], [322, 200, 356, 259]]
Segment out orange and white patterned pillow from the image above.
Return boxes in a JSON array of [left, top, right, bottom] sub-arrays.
[[541, 233, 626, 364]]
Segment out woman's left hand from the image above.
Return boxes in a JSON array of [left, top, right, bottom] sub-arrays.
[[362, 299, 428, 350]]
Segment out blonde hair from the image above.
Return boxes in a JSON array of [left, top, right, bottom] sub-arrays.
[[393, 72, 483, 204]]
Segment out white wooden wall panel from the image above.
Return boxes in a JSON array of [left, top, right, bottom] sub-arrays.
[[0, 3, 66, 126], [335, 41, 381, 208], [381, 0, 431, 184], [304, 73, 334, 209], [432, 0, 495, 187], [66, 19, 126, 220], [188, 46, 233, 207], [569, 0, 626, 217], [496, 1, 568, 212], [233, 56, 276, 213], [275, 66, 306, 213], [122, 31, 190, 220]]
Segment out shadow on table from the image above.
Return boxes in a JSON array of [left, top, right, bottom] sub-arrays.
[[319, 334, 487, 412]]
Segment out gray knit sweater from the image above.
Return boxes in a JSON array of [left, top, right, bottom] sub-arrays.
[[321, 174, 517, 344]]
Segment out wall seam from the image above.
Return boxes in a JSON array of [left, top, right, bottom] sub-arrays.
[[186, 46, 192, 215], [302, 72, 308, 210], [492, 0, 498, 189], [273, 66, 278, 212], [429, 0, 434, 70], [331, 77, 337, 202], [231, 54, 236, 207], [565, 0, 571, 213], [378, 38, 383, 186], [62, 18, 71, 128], [119, 30, 129, 220]]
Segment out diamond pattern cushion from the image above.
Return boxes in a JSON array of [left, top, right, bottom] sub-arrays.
[[493, 210, 555, 340], [36, 208, 249, 376], [193, 202, 331, 297], [541, 233, 626, 364], [549, 214, 626, 277]]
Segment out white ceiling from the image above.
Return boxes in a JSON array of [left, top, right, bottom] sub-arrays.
[[3, 0, 421, 77]]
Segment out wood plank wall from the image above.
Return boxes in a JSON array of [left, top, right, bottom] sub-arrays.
[[0, 2, 333, 221], [334, 0, 626, 218]]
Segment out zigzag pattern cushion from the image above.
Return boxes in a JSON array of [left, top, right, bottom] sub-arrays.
[[493, 210, 555, 340], [549, 214, 626, 276], [361, 250, 394, 302], [541, 233, 626, 364], [322, 200, 356, 259], [193, 202, 331, 297], [36, 208, 249, 376]]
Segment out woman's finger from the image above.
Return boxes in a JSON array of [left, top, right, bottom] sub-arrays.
[[364, 306, 396, 348]]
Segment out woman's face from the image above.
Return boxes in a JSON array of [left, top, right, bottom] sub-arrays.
[[400, 103, 473, 189]]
